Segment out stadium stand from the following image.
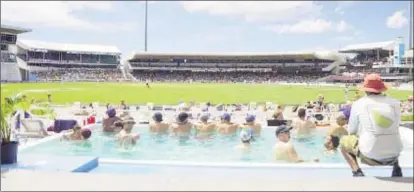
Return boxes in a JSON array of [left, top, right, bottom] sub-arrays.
[[125, 51, 346, 83], [16, 40, 125, 82], [1, 25, 32, 82], [331, 37, 414, 84]]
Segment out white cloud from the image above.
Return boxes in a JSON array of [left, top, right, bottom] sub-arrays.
[[334, 7, 344, 15], [334, 1, 355, 15], [264, 19, 351, 34], [336, 20, 351, 32], [180, 1, 323, 23], [0, 1, 135, 32], [386, 10, 408, 29]]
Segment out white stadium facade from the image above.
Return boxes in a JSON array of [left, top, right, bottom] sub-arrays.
[[1, 25, 31, 82], [1, 24, 413, 83]]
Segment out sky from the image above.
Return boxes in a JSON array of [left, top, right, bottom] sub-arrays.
[[1, 1, 412, 57]]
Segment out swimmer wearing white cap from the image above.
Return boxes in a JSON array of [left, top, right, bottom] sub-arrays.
[[235, 130, 253, 152]]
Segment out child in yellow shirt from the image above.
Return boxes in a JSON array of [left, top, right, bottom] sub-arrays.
[[327, 114, 348, 138]]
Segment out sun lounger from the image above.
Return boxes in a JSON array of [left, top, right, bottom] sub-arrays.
[[20, 119, 52, 138]]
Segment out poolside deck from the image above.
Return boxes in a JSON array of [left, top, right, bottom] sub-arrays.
[[1, 170, 412, 191]]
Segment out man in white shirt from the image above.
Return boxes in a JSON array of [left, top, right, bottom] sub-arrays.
[[340, 74, 403, 177]]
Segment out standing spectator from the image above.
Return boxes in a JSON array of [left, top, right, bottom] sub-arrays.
[[340, 74, 403, 177]]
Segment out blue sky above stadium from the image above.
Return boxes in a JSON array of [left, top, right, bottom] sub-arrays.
[[1, 1, 411, 56]]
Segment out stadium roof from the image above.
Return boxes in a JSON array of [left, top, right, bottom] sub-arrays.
[[17, 39, 121, 55], [339, 41, 395, 53], [0, 24, 32, 34], [127, 51, 344, 61]]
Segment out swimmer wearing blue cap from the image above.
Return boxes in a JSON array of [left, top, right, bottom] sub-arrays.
[[240, 114, 262, 137], [102, 108, 122, 133], [216, 113, 239, 135], [149, 112, 170, 135]]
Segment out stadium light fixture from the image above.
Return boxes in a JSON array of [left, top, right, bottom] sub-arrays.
[[145, 0, 148, 52]]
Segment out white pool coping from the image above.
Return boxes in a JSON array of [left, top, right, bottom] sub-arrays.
[[98, 158, 413, 169], [19, 124, 414, 171]]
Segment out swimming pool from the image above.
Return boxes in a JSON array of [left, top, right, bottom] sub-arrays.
[[21, 124, 343, 163], [18, 124, 414, 177]]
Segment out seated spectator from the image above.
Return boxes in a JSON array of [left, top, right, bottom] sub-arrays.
[[340, 74, 403, 177]]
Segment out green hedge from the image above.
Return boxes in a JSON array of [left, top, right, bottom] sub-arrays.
[[401, 114, 414, 122]]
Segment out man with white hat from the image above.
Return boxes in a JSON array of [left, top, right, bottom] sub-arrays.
[[235, 130, 253, 152], [340, 73, 403, 177]]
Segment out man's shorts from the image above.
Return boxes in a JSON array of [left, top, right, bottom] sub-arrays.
[[340, 135, 398, 166]]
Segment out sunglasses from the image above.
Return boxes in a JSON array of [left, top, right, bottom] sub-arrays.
[[124, 121, 136, 125]]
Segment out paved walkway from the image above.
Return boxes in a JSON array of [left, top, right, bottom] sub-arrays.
[[1, 171, 413, 191]]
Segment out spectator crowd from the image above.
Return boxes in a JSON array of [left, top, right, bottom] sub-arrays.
[[132, 71, 328, 83], [34, 68, 124, 82]]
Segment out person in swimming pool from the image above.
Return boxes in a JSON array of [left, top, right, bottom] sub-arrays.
[[273, 125, 319, 163], [273, 105, 285, 120], [235, 130, 253, 152], [149, 112, 170, 135], [62, 125, 92, 141], [324, 135, 340, 154], [292, 108, 316, 138], [216, 113, 239, 135], [195, 114, 216, 139], [116, 116, 140, 146], [171, 112, 193, 138], [240, 114, 261, 137], [102, 108, 122, 133]]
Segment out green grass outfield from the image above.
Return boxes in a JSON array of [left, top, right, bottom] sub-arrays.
[[1, 82, 412, 105]]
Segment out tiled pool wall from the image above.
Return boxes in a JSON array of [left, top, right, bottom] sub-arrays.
[[11, 123, 414, 177]]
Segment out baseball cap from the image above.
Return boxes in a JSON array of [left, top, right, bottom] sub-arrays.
[[221, 113, 231, 121], [240, 130, 252, 142], [152, 112, 163, 122], [275, 125, 293, 136], [245, 114, 256, 122]]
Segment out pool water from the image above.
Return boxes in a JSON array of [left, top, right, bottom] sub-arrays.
[[22, 125, 344, 163]]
